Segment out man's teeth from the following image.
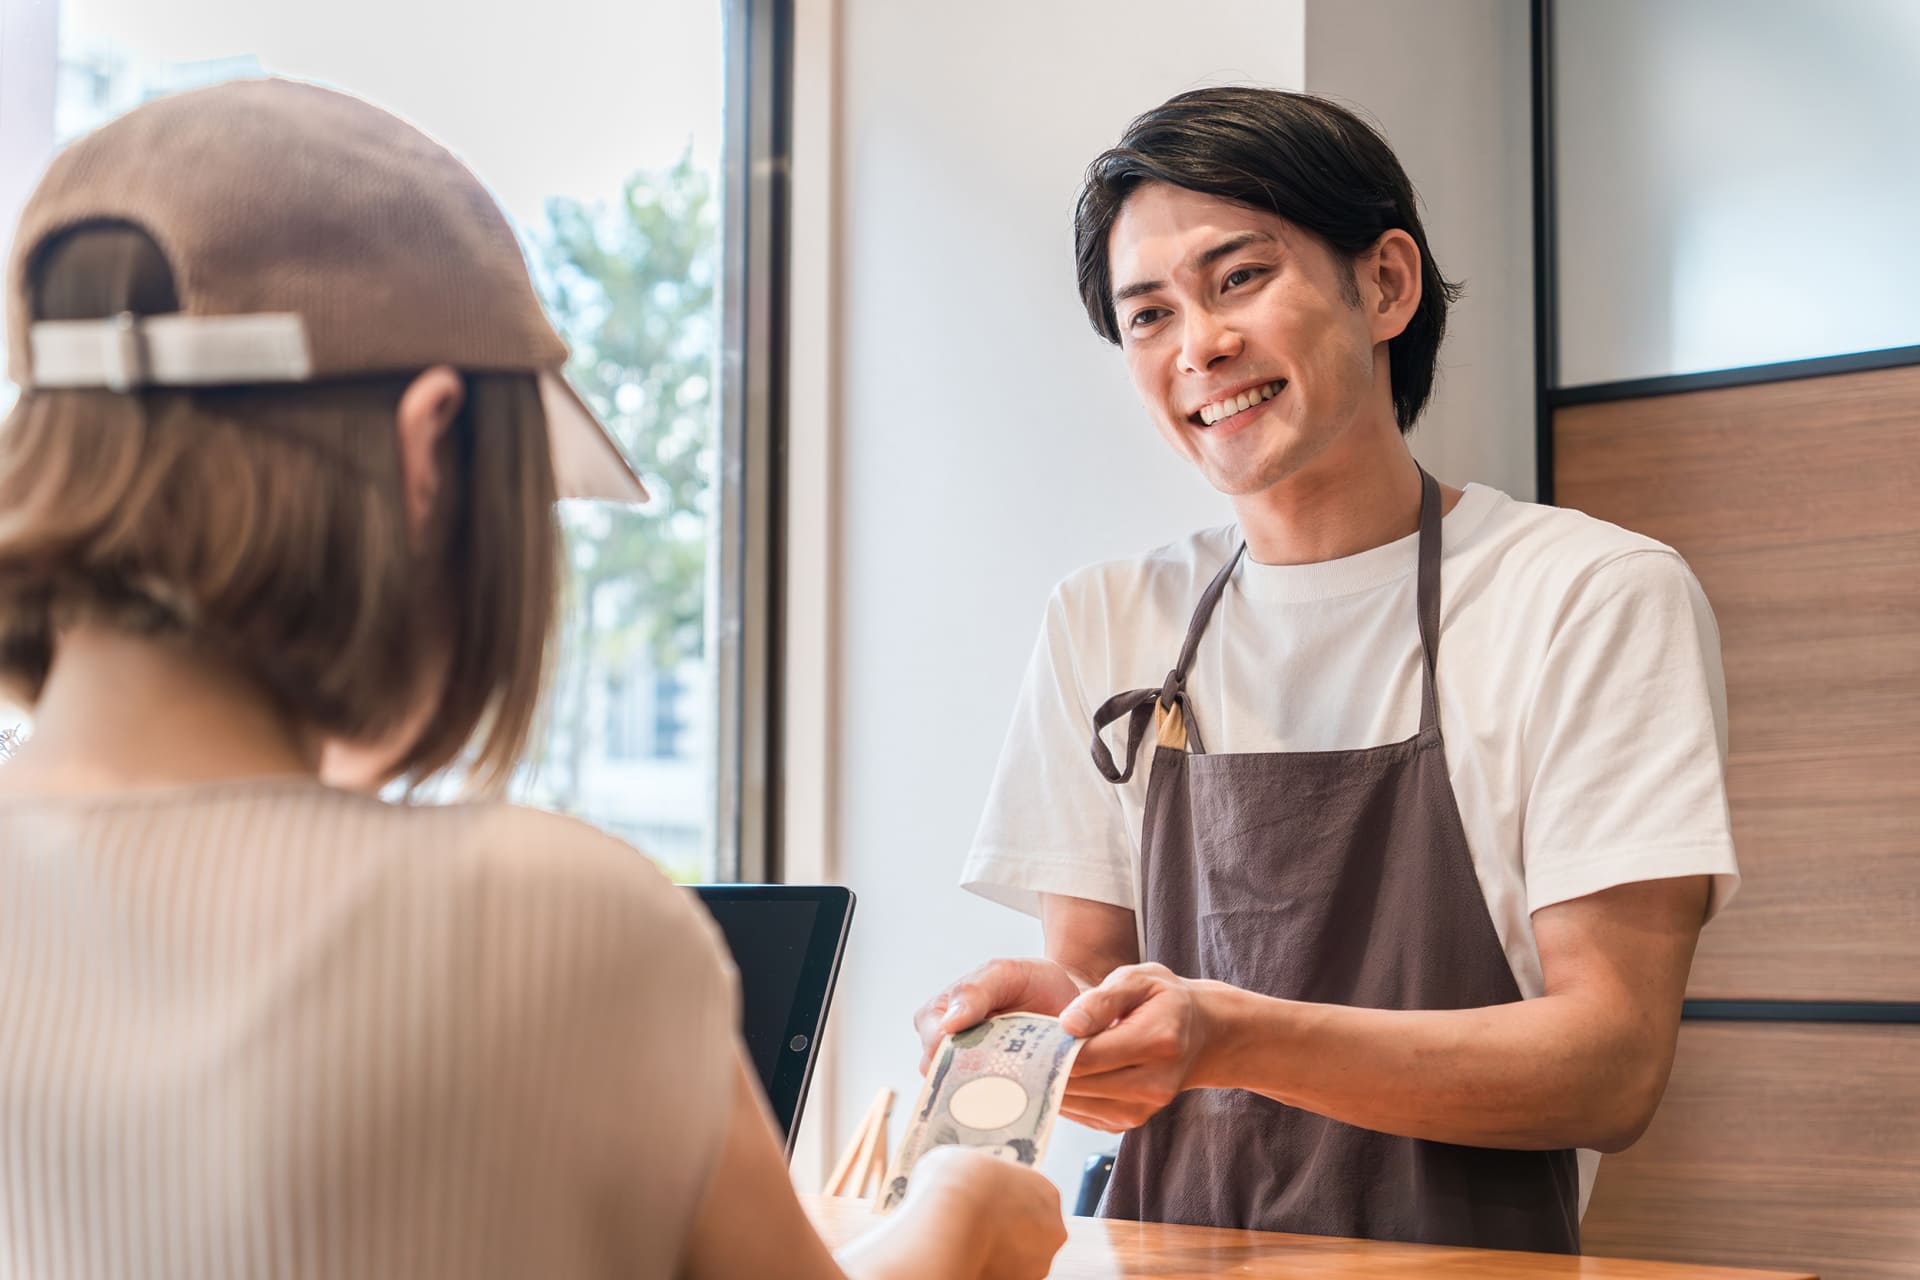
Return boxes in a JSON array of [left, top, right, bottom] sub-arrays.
[[1199, 380, 1285, 426]]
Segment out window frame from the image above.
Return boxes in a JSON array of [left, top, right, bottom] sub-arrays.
[[716, 0, 793, 884]]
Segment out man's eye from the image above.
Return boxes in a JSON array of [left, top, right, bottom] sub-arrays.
[[1128, 308, 1167, 330], [1223, 267, 1263, 290]]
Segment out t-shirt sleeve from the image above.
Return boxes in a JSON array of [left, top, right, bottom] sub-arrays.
[[961, 582, 1138, 917], [1519, 549, 1741, 919]]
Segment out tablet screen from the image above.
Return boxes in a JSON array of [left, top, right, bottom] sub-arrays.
[[692, 885, 853, 1152], [710, 897, 818, 1089]]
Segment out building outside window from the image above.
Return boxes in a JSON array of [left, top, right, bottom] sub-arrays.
[[652, 668, 688, 761]]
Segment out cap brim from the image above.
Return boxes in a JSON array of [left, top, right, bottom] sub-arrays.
[[539, 371, 650, 503]]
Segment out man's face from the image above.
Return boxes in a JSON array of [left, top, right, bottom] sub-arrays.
[[1107, 182, 1389, 498]]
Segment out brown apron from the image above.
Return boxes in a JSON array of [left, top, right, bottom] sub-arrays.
[[1088, 470, 1579, 1252]]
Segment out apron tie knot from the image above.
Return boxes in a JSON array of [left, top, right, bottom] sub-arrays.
[[1091, 668, 1201, 784], [1088, 540, 1244, 785]]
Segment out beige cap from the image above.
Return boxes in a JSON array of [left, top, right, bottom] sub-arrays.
[[5, 77, 648, 503]]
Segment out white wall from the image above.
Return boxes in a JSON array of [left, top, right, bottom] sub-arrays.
[[1305, 0, 1537, 500], [789, 0, 1535, 1200]]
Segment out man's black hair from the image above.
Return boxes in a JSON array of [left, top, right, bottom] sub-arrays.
[[1074, 86, 1463, 433]]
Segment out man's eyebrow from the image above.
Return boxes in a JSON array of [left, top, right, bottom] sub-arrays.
[[1111, 231, 1278, 305], [1196, 230, 1274, 270], [1112, 277, 1165, 304]]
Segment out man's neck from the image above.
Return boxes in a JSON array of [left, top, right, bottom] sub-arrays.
[[1230, 434, 1457, 566], [0, 625, 320, 796]]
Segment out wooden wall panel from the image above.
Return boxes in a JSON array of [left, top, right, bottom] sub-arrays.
[[1554, 364, 1920, 1001], [1583, 1022, 1920, 1280]]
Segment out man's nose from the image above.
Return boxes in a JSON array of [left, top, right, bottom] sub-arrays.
[[1177, 308, 1242, 374]]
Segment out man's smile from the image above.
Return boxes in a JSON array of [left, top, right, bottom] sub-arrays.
[[1191, 378, 1287, 429]]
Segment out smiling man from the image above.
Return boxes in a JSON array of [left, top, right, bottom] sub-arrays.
[[913, 88, 1741, 1252]]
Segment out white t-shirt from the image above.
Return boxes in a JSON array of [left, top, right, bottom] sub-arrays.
[[0, 780, 739, 1279], [961, 485, 1741, 1209]]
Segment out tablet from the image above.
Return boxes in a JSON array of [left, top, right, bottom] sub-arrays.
[[691, 884, 854, 1154]]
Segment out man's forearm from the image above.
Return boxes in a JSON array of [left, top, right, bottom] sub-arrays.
[[1193, 983, 1672, 1153], [1041, 893, 1140, 988]]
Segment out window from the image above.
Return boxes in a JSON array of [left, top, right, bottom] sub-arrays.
[[0, 0, 785, 883], [1550, 0, 1920, 385]]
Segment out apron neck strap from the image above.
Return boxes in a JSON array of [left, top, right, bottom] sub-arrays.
[[1089, 544, 1241, 782], [1174, 541, 1245, 688], [1415, 465, 1443, 736]]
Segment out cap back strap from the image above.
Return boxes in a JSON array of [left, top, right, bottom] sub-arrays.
[[28, 312, 313, 391]]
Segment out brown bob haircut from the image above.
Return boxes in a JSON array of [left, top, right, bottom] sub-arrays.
[[0, 223, 561, 792]]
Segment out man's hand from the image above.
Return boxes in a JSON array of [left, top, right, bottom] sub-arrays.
[[1055, 962, 1222, 1132], [912, 958, 1083, 1073]]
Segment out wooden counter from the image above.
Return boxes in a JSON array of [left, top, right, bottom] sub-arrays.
[[803, 1194, 1818, 1279]]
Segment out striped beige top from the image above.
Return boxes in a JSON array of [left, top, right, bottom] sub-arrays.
[[0, 778, 739, 1278]]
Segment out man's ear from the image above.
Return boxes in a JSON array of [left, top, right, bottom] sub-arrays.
[[394, 366, 466, 544], [1363, 229, 1423, 345]]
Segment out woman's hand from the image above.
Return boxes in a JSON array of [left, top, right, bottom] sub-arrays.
[[842, 1146, 1066, 1280]]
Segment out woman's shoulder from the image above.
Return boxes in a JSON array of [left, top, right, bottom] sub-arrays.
[[196, 783, 723, 975], [424, 799, 714, 945], [370, 798, 738, 1028], [439, 799, 672, 884]]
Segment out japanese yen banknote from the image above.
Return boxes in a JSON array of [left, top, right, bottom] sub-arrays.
[[877, 1013, 1083, 1213]]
